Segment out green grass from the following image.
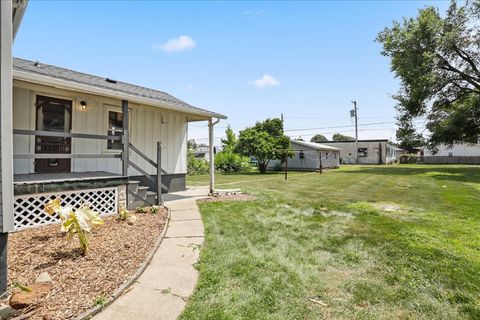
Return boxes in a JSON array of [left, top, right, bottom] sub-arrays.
[[181, 165, 480, 320]]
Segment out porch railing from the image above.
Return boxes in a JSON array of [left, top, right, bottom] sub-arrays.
[[129, 141, 167, 204], [12, 129, 168, 205]]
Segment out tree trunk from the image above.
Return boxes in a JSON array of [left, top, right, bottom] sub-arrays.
[[258, 161, 268, 173]]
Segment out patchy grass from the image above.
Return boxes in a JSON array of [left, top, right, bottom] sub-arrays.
[[181, 165, 480, 319]]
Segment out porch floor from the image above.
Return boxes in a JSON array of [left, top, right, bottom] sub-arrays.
[[14, 171, 123, 184]]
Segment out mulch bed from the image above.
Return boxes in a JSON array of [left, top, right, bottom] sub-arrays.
[[2, 207, 167, 320], [198, 192, 256, 203]]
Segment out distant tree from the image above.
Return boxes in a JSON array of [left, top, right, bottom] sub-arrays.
[[220, 125, 237, 152], [310, 134, 328, 143], [187, 139, 197, 150], [332, 133, 355, 141], [294, 136, 304, 141], [235, 118, 291, 173], [396, 121, 425, 152], [377, 0, 480, 150]]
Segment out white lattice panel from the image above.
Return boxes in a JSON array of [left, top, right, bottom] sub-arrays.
[[14, 187, 118, 231]]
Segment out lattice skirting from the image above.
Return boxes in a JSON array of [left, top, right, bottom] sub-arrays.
[[13, 187, 118, 231]]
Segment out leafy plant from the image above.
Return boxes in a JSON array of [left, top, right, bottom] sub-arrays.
[[151, 206, 159, 214], [93, 295, 107, 306], [45, 199, 103, 256], [118, 206, 130, 220], [12, 282, 31, 293], [187, 149, 209, 175], [136, 206, 148, 214], [215, 151, 251, 173]]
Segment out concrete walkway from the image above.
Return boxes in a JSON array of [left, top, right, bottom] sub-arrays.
[[93, 187, 209, 320]]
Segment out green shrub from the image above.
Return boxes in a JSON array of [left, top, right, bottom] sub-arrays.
[[188, 150, 209, 175], [399, 154, 417, 164], [215, 151, 251, 173]]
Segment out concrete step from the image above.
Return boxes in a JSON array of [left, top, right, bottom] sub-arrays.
[[136, 186, 149, 199], [128, 181, 140, 194], [146, 191, 157, 205]]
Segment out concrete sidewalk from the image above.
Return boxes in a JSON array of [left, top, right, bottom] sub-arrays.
[[93, 187, 208, 320]]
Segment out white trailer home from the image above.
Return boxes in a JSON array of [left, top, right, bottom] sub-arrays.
[[11, 57, 226, 230], [423, 143, 480, 164], [323, 139, 397, 165], [268, 139, 340, 171]]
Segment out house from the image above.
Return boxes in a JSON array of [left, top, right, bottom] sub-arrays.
[[322, 139, 397, 164], [11, 57, 226, 231], [423, 143, 480, 164], [267, 139, 340, 171], [193, 145, 211, 161]]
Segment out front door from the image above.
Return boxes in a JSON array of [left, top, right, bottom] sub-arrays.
[[34, 95, 72, 173]]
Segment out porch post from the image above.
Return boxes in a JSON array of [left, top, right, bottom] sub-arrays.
[[121, 100, 129, 176], [0, 0, 14, 294], [156, 141, 162, 205], [208, 118, 214, 194]]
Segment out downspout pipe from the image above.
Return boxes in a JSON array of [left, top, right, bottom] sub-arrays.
[[208, 118, 220, 194]]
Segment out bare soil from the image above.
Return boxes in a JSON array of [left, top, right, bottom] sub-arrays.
[[3, 207, 167, 319], [198, 193, 256, 203]]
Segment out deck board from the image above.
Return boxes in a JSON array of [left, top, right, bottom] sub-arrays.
[[14, 171, 123, 184]]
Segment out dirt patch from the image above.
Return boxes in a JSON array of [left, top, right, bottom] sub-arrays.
[[2, 208, 167, 319], [198, 192, 256, 203]]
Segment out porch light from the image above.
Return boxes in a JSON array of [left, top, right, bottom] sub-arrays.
[[80, 100, 87, 110]]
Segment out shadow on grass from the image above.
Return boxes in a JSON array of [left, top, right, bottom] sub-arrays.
[[341, 165, 480, 183]]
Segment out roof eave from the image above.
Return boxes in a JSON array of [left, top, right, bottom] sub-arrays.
[[13, 69, 227, 120]]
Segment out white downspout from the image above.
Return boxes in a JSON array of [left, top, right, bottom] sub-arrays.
[[208, 118, 220, 194]]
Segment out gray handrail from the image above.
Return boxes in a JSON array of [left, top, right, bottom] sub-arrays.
[[13, 129, 121, 140]]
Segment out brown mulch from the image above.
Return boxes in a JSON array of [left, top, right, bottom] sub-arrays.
[[198, 192, 256, 203], [2, 207, 167, 320]]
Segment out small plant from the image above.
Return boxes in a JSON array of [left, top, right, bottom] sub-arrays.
[[118, 206, 130, 221], [136, 206, 148, 214], [45, 199, 104, 256], [93, 295, 107, 306], [12, 282, 31, 292], [151, 206, 159, 214]]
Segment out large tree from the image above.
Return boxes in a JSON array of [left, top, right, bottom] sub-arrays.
[[332, 133, 355, 142], [377, 0, 480, 150], [310, 134, 328, 143], [235, 118, 291, 173]]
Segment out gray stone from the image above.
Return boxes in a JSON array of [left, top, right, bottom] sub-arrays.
[[0, 304, 20, 319], [35, 271, 52, 284]]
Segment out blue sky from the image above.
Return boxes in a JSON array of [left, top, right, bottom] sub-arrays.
[[13, 0, 450, 144]]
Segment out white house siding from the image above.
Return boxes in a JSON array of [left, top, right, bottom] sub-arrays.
[[323, 141, 397, 165], [12, 81, 187, 176], [267, 141, 340, 171], [423, 143, 480, 164]]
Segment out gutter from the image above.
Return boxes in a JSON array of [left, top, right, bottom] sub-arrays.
[[13, 70, 227, 120]]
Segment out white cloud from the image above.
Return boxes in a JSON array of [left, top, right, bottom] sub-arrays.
[[153, 35, 196, 53], [250, 74, 280, 89], [243, 10, 265, 15]]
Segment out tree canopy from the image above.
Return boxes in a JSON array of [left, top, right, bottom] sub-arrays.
[[377, 0, 480, 150], [221, 125, 238, 152], [332, 133, 355, 141], [310, 134, 328, 143], [235, 118, 291, 173]]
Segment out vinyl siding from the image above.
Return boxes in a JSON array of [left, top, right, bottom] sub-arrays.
[[12, 81, 188, 175]]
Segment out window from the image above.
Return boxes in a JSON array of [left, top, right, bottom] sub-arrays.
[[107, 111, 124, 150], [299, 151, 305, 159], [448, 152, 453, 157], [358, 148, 368, 157]]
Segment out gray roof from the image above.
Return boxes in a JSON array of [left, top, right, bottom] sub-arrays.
[[290, 139, 341, 151], [13, 57, 226, 119]]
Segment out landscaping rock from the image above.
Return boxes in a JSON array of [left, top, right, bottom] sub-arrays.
[[9, 282, 52, 309], [35, 271, 52, 284], [0, 304, 20, 319]]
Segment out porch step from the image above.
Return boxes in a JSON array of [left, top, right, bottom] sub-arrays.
[[136, 186, 149, 199], [127, 181, 141, 194], [146, 191, 157, 204], [127, 181, 158, 210]]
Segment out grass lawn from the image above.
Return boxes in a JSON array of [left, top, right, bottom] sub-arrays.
[[181, 165, 480, 320]]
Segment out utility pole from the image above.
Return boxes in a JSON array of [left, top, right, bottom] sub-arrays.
[[280, 113, 284, 122], [351, 100, 358, 164]]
